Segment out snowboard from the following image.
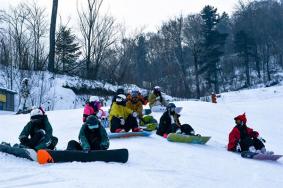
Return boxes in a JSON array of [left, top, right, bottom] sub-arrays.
[[167, 133, 211, 144], [0, 143, 37, 161], [151, 105, 183, 113], [108, 131, 152, 139], [141, 123, 158, 132], [37, 148, 129, 164], [241, 151, 282, 161]]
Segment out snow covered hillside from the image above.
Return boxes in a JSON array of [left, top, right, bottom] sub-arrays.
[[1, 86, 283, 188]]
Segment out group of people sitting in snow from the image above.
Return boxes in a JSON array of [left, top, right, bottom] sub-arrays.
[[15, 85, 272, 155]]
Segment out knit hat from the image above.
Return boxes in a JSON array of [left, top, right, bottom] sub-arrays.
[[234, 113, 247, 124], [86, 115, 100, 129]]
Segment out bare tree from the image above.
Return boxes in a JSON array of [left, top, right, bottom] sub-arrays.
[[183, 14, 203, 98], [24, 1, 48, 70], [77, 0, 117, 79]]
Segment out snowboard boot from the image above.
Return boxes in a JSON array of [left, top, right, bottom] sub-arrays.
[[132, 127, 143, 132], [260, 147, 274, 155], [115, 128, 125, 133], [1, 142, 11, 147]]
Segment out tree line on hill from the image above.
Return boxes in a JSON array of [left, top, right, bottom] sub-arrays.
[[0, 0, 283, 98]]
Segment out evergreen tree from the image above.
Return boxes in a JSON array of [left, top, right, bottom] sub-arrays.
[[234, 30, 254, 87], [135, 35, 147, 86], [200, 5, 228, 93], [55, 25, 81, 73]]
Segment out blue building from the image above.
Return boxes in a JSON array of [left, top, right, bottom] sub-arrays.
[[0, 87, 17, 111]]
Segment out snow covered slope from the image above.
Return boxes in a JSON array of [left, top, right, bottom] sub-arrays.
[[1, 86, 283, 188]]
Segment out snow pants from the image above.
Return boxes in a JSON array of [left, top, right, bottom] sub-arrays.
[[240, 137, 265, 152], [66, 140, 103, 151], [110, 115, 138, 133]]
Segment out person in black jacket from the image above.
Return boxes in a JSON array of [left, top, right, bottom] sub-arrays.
[[18, 107, 58, 151], [156, 103, 196, 138]]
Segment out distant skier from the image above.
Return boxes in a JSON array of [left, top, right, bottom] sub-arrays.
[[148, 86, 168, 108], [156, 103, 197, 138], [66, 115, 109, 151], [17, 78, 32, 114], [109, 94, 143, 133], [83, 96, 106, 122], [18, 107, 58, 151], [227, 113, 272, 154]]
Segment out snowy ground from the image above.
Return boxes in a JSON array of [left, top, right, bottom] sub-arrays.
[[1, 86, 283, 188]]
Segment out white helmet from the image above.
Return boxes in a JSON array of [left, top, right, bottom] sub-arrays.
[[154, 86, 161, 91], [116, 94, 126, 102], [89, 96, 99, 102], [30, 108, 43, 118]]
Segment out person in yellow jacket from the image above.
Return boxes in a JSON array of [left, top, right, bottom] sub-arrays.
[[127, 90, 158, 131], [109, 94, 143, 133], [126, 91, 143, 119], [148, 86, 168, 108]]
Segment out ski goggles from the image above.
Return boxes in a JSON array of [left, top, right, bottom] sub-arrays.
[[87, 123, 99, 129], [116, 98, 125, 102]]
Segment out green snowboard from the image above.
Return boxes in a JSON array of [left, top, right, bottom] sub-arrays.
[[142, 123, 158, 131], [167, 133, 211, 144]]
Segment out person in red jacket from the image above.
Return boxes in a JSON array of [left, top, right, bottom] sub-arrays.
[[227, 113, 269, 154]]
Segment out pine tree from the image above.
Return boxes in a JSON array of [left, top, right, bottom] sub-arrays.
[[55, 26, 81, 73], [199, 5, 228, 93], [234, 30, 254, 87]]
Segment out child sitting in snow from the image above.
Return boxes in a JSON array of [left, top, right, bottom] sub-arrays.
[[156, 103, 197, 138], [18, 107, 58, 151], [83, 96, 106, 122], [227, 113, 272, 154], [109, 94, 143, 133], [67, 115, 109, 151]]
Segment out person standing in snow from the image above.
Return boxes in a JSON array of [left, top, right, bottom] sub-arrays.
[[109, 94, 143, 133], [227, 113, 271, 154], [18, 107, 58, 151], [17, 78, 32, 114], [157, 103, 196, 138], [67, 115, 109, 151], [83, 96, 106, 122], [148, 86, 168, 108]]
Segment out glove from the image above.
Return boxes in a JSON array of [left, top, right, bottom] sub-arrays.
[[163, 133, 168, 138], [20, 137, 30, 146], [96, 110, 103, 118], [120, 118, 125, 125], [132, 112, 138, 118], [249, 146, 256, 152], [258, 137, 266, 143], [100, 143, 108, 150], [236, 143, 241, 152]]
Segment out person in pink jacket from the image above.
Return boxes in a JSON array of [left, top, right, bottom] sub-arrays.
[[83, 96, 106, 122]]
